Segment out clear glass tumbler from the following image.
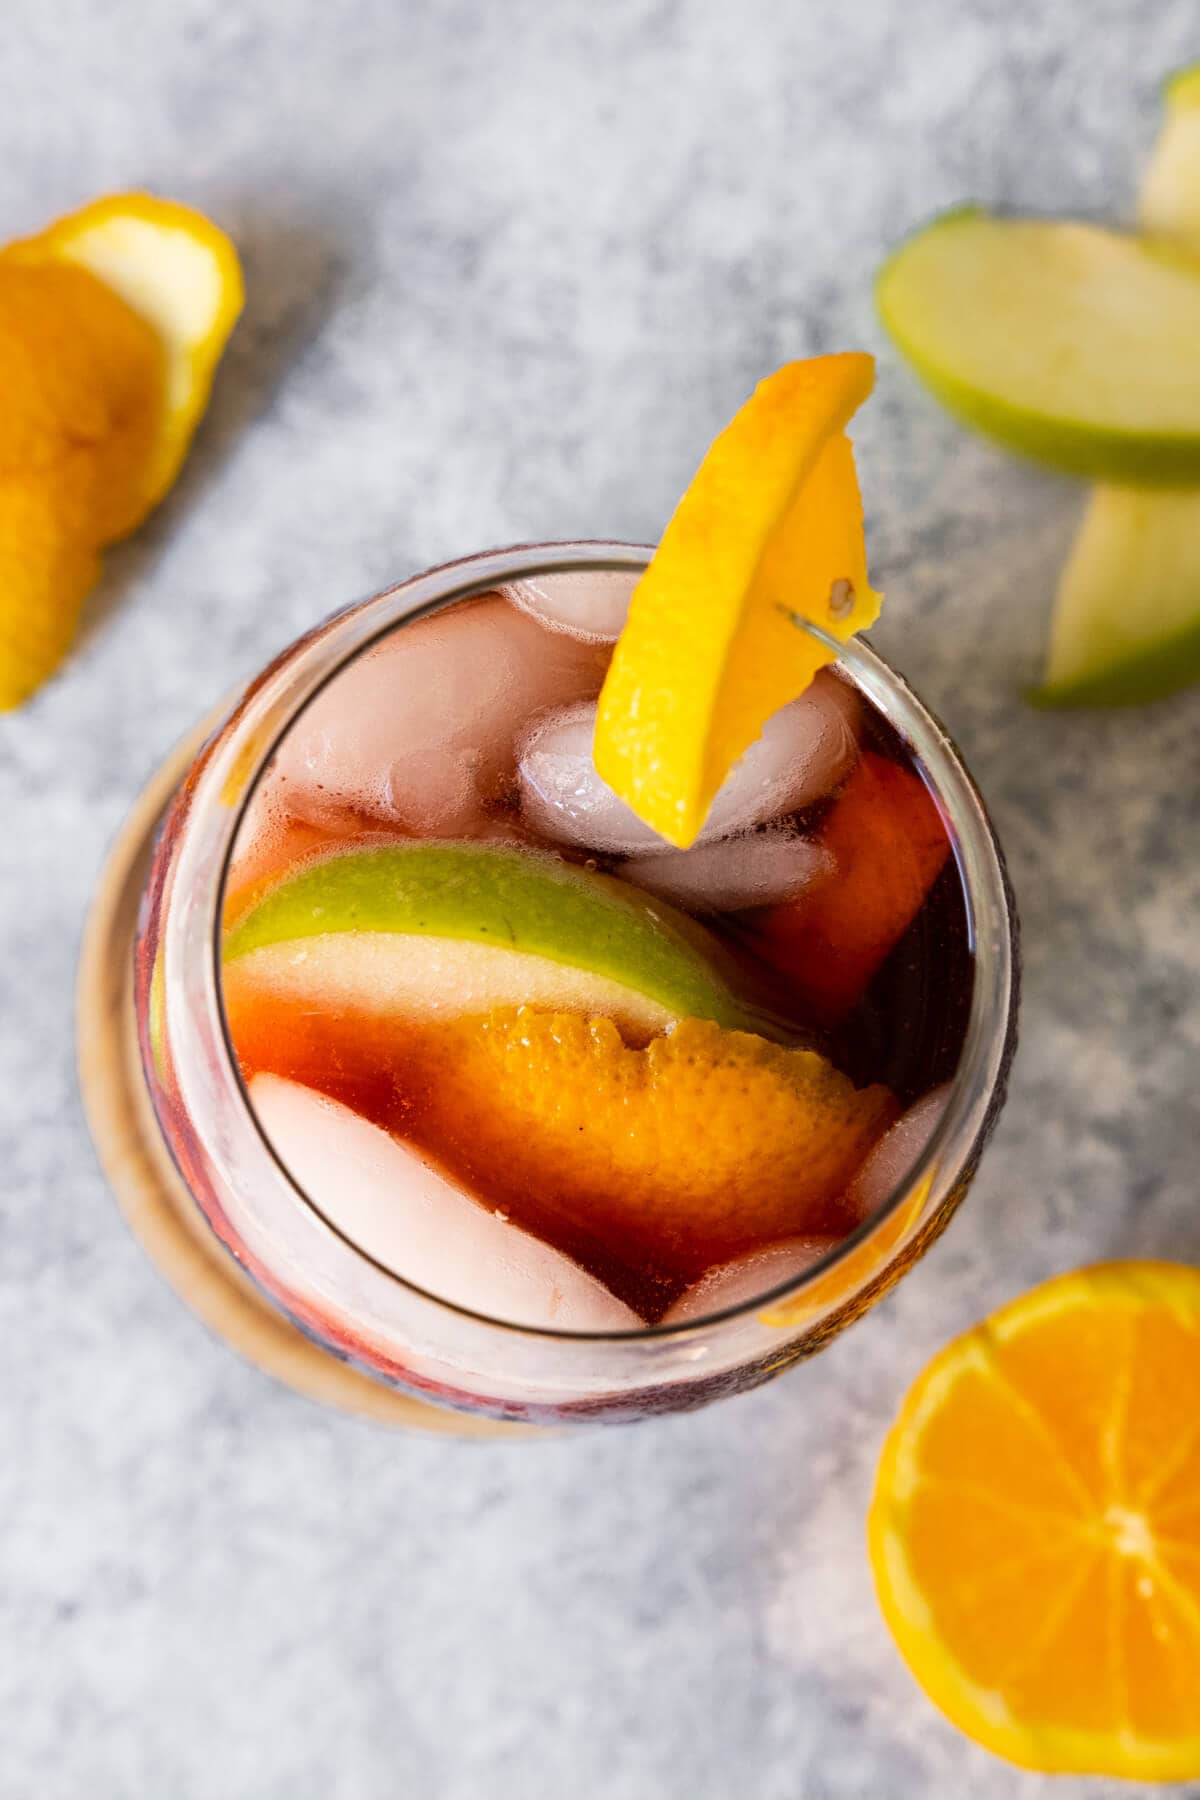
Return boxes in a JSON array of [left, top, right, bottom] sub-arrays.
[[134, 542, 1019, 1426]]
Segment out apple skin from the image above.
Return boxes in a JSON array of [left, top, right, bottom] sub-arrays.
[[1033, 62, 1200, 707], [877, 207, 1200, 486], [223, 841, 777, 1037]]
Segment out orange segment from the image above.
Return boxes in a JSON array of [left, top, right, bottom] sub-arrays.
[[228, 996, 896, 1283], [749, 750, 951, 1024], [594, 354, 880, 847], [869, 1262, 1200, 1779]]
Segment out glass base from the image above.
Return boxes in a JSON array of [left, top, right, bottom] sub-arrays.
[[77, 719, 538, 1438]]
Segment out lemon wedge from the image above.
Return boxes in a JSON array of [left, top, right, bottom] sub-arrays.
[[593, 354, 880, 847]]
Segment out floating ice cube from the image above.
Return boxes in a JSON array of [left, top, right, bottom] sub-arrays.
[[662, 1237, 837, 1325], [250, 1074, 641, 1332], [504, 571, 634, 642], [271, 595, 609, 835], [841, 1084, 951, 1224], [518, 670, 860, 855], [619, 829, 834, 913]]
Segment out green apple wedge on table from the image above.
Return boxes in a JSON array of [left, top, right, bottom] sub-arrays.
[[222, 841, 779, 1042], [1038, 67, 1200, 704], [877, 64, 1200, 705]]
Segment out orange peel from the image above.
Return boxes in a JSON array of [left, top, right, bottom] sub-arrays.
[[226, 994, 897, 1282], [0, 193, 242, 708], [594, 353, 880, 847]]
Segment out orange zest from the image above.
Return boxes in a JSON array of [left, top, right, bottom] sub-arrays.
[[869, 1262, 1200, 1779], [593, 353, 880, 847], [0, 193, 242, 708]]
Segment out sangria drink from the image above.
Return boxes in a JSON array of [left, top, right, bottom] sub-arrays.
[[135, 544, 1017, 1425]]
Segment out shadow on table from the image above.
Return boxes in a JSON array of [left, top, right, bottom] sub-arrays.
[[76, 203, 353, 653]]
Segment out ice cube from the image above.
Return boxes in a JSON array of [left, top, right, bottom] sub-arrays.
[[841, 1085, 951, 1224], [503, 571, 634, 642], [518, 669, 860, 855], [272, 595, 609, 835], [619, 829, 834, 913], [250, 1074, 641, 1332], [662, 1237, 837, 1325]]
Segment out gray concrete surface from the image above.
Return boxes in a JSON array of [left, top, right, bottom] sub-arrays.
[[3, 2, 1199, 1794]]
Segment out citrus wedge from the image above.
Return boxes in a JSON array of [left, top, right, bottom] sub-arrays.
[[593, 354, 880, 848], [877, 207, 1200, 484], [0, 192, 241, 707], [747, 750, 951, 1024], [227, 999, 897, 1283], [4, 192, 244, 529], [870, 1262, 1200, 1779], [1034, 66, 1200, 706]]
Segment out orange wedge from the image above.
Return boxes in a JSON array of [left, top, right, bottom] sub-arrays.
[[869, 1262, 1200, 1779], [0, 193, 242, 707], [227, 997, 896, 1282], [749, 750, 951, 1023], [594, 353, 881, 847]]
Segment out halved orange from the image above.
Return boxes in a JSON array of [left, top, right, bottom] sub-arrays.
[[869, 1262, 1200, 1778]]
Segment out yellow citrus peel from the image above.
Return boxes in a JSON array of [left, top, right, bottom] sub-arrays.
[[0, 193, 243, 708], [594, 353, 880, 846], [869, 1262, 1200, 1780]]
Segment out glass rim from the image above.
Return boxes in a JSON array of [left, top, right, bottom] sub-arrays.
[[197, 539, 1017, 1345]]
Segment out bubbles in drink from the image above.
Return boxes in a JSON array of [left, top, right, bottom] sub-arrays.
[[251, 1074, 640, 1330]]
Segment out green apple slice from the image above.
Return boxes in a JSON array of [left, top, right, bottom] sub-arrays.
[[1139, 64, 1200, 247], [1033, 486, 1200, 704], [1035, 63, 1200, 705], [877, 206, 1200, 483], [223, 842, 773, 1037]]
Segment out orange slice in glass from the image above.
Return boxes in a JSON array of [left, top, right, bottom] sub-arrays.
[[593, 353, 880, 847], [869, 1262, 1200, 1779]]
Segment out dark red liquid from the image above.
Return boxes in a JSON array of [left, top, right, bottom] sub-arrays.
[[221, 597, 973, 1323]]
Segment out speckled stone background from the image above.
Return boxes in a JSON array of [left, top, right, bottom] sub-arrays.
[[4, 2, 1200, 1795]]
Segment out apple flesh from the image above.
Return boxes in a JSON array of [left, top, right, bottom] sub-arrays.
[[878, 207, 1200, 484], [223, 841, 776, 1038]]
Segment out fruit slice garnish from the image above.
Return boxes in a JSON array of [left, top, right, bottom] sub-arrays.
[[877, 207, 1200, 484], [1033, 67, 1200, 706], [869, 1262, 1200, 1779], [231, 1001, 896, 1287], [4, 193, 244, 527], [222, 842, 775, 1040], [0, 193, 242, 708], [593, 354, 880, 848], [746, 751, 951, 1024]]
